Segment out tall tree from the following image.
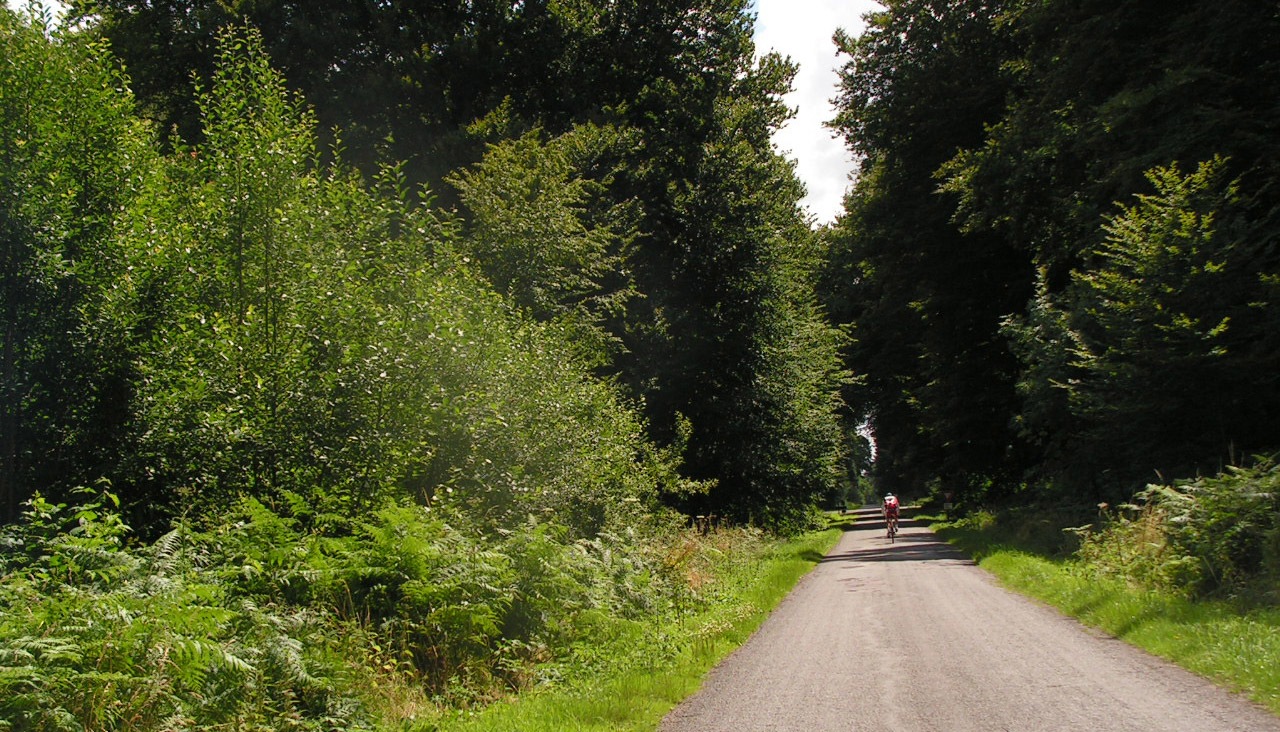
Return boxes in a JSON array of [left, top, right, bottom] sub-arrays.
[[945, 0, 1280, 495], [822, 0, 1031, 500], [0, 9, 153, 519]]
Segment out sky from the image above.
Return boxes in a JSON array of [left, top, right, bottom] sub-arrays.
[[7, 0, 58, 14], [752, 0, 881, 225], [10, 0, 877, 224]]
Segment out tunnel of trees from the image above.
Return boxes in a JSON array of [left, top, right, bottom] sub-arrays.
[[3, 1, 1279, 725]]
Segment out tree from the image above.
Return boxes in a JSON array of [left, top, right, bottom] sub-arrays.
[[943, 0, 1280, 284], [0, 8, 154, 519], [822, 0, 1031, 502], [446, 125, 636, 339], [944, 0, 1280, 496], [1042, 159, 1278, 491]]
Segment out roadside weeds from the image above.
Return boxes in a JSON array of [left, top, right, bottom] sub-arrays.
[[418, 521, 844, 732]]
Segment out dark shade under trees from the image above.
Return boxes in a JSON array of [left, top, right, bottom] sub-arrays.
[[821, 0, 1034, 500]]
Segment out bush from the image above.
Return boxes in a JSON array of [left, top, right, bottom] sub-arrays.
[[1073, 502, 1201, 592], [1071, 459, 1280, 603], [1153, 459, 1280, 600], [0, 8, 157, 522]]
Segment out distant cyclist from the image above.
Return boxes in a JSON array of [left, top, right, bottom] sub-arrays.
[[882, 493, 900, 539]]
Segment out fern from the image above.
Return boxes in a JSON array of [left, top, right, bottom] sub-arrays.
[[0, 636, 83, 667]]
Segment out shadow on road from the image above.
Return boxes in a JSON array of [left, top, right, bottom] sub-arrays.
[[822, 511, 976, 565], [824, 537, 975, 565], [840, 506, 921, 531]]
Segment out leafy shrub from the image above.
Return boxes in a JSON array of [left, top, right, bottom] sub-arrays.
[[1071, 459, 1280, 603], [0, 8, 156, 522], [1152, 460, 1280, 600], [1073, 502, 1201, 592]]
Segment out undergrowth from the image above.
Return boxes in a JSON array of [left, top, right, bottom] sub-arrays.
[[1073, 459, 1280, 605], [0, 491, 827, 730], [424, 520, 842, 732], [935, 458, 1280, 606]]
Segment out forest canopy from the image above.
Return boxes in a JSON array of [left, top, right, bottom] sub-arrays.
[[821, 0, 1280, 506]]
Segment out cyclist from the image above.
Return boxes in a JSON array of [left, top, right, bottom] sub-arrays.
[[882, 493, 900, 538]]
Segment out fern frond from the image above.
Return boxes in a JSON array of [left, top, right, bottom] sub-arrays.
[[0, 636, 83, 666], [171, 638, 257, 685], [151, 528, 188, 573]]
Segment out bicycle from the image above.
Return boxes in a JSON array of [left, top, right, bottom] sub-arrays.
[[886, 514, 898, 542]]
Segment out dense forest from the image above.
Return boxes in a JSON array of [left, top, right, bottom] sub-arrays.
[[1, 0, 855, 534], [2, 0, 1279, 727], [822, 0, 1280, 507], [2, 1, 853, 725]]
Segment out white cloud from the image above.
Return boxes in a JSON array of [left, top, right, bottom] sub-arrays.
[[753, 0, 881, 225]]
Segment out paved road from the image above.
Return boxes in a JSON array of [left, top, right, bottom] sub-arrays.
[[659, 507, 1280, 732]]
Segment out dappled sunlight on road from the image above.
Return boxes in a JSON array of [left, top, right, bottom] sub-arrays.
[[828, 507, 974, 564]]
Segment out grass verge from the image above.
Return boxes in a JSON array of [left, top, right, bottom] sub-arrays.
[[928, 513, 1280, 716], [412, 519, 845, 732]]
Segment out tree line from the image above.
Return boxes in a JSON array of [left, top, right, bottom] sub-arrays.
[[822, 0, 1280, 506], [1, 1, 857, 534], [1, 6, 860, 722]]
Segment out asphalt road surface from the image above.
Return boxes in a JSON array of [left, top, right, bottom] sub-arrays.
[[659, 507, 1280, 732]]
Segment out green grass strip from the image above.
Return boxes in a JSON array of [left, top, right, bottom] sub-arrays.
[[417, 524, 843, 732], [932, 519, 1280, 716]]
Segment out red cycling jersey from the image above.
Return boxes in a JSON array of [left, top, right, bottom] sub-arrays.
[[883, 496, 900, 517]]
